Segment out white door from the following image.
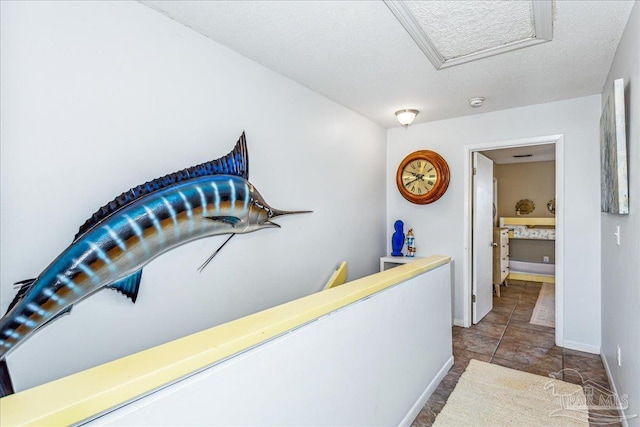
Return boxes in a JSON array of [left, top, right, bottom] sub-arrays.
[[472, 152, 494, 323]]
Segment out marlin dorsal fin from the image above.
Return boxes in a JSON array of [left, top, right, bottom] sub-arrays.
[[73, 132, 249, 241], [6, 278, 37, 315]]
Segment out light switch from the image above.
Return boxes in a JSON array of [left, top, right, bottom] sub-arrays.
[[614, 225, 621, 245]]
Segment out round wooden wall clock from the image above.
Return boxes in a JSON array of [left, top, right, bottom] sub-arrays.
[[396, 150, 450, 204]]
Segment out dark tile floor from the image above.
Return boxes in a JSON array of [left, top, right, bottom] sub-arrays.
[[412, 280, 621, 427]]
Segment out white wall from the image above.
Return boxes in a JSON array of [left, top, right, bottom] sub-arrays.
[[387, 95, 602, 350], [600, 3, 639, 425], [0, 1, 386, 391], [86, 264, 453, 427]]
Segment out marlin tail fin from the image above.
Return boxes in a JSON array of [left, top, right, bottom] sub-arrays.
[[0, 359, 14, 398]]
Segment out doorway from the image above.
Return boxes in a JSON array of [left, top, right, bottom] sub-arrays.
[[463, 134, 564, 347]]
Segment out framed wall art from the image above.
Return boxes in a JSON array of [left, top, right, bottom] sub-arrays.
[[600, 78, 629, 214]]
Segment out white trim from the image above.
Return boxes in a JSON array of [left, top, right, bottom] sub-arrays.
[[462, 135, 564, 349], [439, 38, 550, 70], [463, 149, 473, 327], [533, 0, 554, 40], [563, 340, 600, 355], [453, 318, 464, 327], [399, 356, 454, 427], [601, 353, 631, 427], [383, 0, 444, 68], [554, 137, 564, 347], [384, 0, 553, 70]]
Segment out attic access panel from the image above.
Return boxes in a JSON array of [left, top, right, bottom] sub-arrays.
[[385, 0, 553, 69]]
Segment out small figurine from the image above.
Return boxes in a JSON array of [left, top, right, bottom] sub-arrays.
[[391, 220, 405, 256], [406, 229, 416, 257]]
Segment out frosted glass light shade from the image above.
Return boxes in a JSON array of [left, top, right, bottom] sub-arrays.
[[395, 109, 419, 127]]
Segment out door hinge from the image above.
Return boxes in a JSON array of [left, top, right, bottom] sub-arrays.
[[473, 167, 477, 175], [472, 294, 476, 303]]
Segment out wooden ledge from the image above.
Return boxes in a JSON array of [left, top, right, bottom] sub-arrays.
[[0, 255, 450, 426]]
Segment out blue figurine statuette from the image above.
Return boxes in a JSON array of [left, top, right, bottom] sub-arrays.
[[391, 220, 405, 256]]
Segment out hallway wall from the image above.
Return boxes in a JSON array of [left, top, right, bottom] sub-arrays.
[[494, 161, 556, 219], [0, 1, 386, 391], [600, 3, 639, 425], [494, 161, 556, 264], [387, 95, 601, 351]]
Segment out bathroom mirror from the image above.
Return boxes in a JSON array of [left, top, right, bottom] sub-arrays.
[[547, 198, 556, 215], [515, 199, 535, 215]]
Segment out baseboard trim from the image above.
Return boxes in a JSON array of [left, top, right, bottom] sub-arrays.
[[563, 340, 600, 355], [601, 353, 631, 427], [399, 355, 454, 427], [453, 318, 464, 327]]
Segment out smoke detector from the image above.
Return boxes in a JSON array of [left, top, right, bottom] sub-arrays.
[[469, 97, 485, 108]]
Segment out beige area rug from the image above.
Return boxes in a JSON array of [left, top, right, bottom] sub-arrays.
[[530, 282, 555, 327], [433, 360, 588, 426]]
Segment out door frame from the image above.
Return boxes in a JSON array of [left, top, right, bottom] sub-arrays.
[[462, 134, 565, 347]]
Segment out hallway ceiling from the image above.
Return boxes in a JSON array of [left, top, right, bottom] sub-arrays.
[[481, 144, 555, 165], [140, 1, 635, 129]]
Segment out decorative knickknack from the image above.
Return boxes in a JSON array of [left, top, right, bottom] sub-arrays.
[[547, 198, 556, 215], [391, 220, 405, 256], [406, 229, 416, 257], [0, 132, 310, 398]]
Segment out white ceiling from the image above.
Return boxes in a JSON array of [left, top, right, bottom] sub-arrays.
[[481, 144, 555, 165], [139, 0, 635, 129], [404, 1, 535, 59]]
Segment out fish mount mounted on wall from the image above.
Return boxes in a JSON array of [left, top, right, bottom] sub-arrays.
[[0, 132, 310, 397]]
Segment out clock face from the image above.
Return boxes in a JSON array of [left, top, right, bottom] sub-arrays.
[[401, 159, 438, 196], [396, 150, 450, 204]]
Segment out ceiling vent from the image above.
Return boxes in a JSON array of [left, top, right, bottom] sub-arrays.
[[384, 0, 554, 70]]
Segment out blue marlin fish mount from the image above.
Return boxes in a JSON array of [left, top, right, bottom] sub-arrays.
[[0, 132, 310, 397]]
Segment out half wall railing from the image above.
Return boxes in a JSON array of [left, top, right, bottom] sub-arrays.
[[0, 255, 452, 426]]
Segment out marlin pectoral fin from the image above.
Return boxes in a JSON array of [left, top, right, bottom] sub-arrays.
[[206, 216, 241, 226], [107, 269, 143, 303], [6, 278, 37, 315], [198, 234, 235, 273]]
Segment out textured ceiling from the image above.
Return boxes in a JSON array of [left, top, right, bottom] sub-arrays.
[[481, 144, 556, 165], [404, 1, 534, 59], [139, 0, 635, 129]]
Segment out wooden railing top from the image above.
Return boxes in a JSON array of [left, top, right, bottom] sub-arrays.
[[0, 255, 450, 426]]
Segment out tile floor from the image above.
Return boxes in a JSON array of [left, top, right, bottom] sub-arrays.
[[412, 280, 621, 427]]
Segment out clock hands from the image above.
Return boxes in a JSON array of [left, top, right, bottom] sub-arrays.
[[404, 173, 425, 186], [404, 177, 420, 187], [405, 172, 432, 193], [404, 161, 438, 194]]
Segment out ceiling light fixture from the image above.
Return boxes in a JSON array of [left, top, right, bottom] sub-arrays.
[[395, 109, 419, 128], [469, 97, 485, 108]]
